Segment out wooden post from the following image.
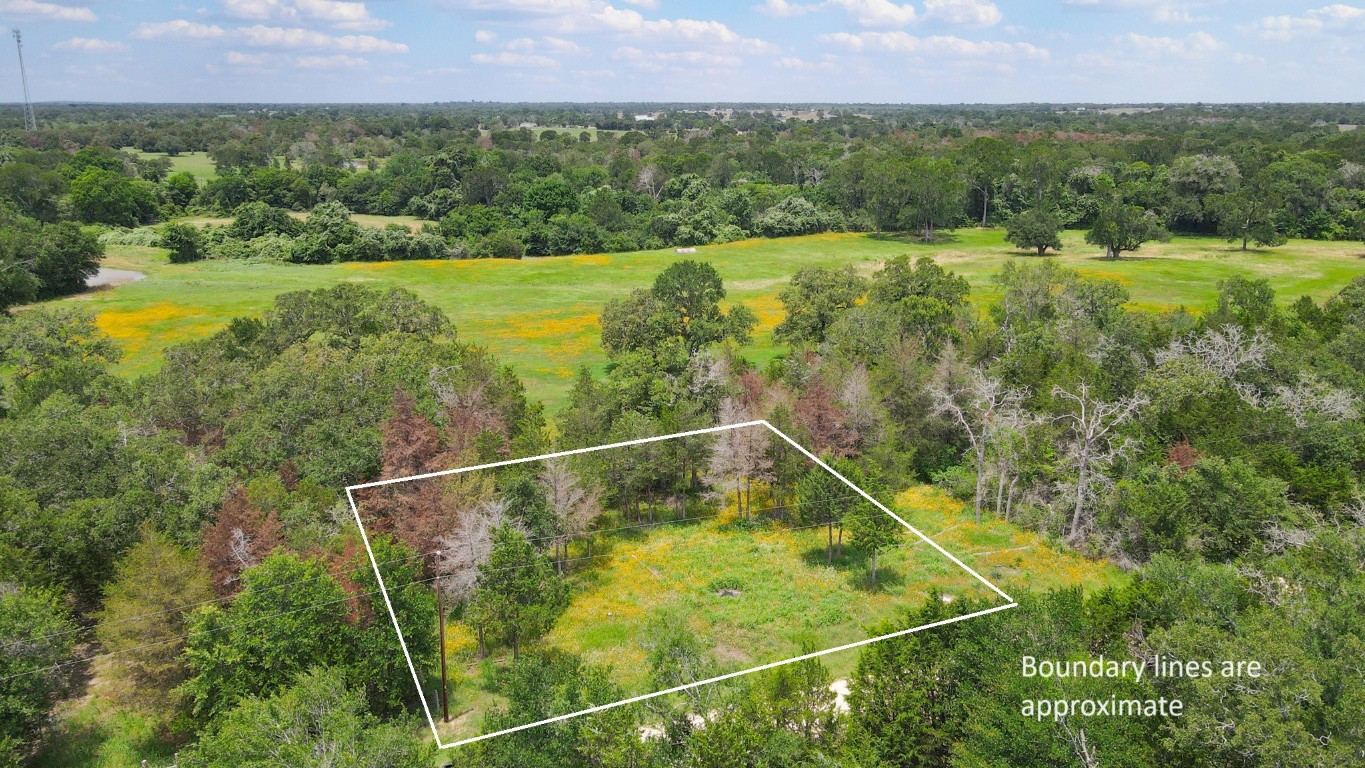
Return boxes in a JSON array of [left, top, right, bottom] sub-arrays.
[[434, 551, 449, 724]]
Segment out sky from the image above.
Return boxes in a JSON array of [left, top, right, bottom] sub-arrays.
[[0, 0, 1361, 104]]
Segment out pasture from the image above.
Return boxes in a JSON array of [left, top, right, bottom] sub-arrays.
[[51, 229, 1365, 411], [127, 149, 220, 179], [433, 483, 1122, 743]]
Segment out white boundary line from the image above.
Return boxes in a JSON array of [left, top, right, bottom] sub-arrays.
[[344, 420, 1018, 750]]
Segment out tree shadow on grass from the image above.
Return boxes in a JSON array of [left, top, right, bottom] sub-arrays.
[[800, 544, 857, 571], [1081, 254, 1163, 262], [850, 566, 907, 594], [866, 231, 962, 246]]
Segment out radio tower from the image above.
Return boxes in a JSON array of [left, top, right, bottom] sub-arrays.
[[12, 29, 36, 132]]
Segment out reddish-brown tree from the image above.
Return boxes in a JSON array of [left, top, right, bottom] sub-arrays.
[[200, 487, 284, 597], [793, 374, 856, 459]]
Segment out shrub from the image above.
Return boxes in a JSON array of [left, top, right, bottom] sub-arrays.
[[159, 223, 204, 263], [753, 196, 839, 238], [470, 230, 525, 259]]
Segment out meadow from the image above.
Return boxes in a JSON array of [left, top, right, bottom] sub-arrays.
[[431, 483, 1122, 743], [127, 150, 220, 179], [58, 229, 1365, 412]]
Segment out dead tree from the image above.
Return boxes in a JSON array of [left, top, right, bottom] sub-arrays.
[[541, 457, 601, 573], [436, 499, 513, 658], [705, 399, 773, 522], [1052, 381, 1147, 545], [929, 361, 1028, 523]]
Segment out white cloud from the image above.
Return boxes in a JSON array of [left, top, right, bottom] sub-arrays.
[[821, 30, 1049, 59], [621, 0, 657, 6], [297, 53, 369, 67], [541, 35, 588, 53], [923, 0, 1002, 26], [1063, 0, 1210, 24], [54, 37, 127, 52], [757, 0, 1000, 27], [474, 29, 497, 43], [133, 20, 227, 40], [776, 55, 838, 70], [471, 50, 561, 67], [236, 25, 408, 52], [505, 35, 586, 53], [1121, 30, 1221, 57], [225, 50, 267, 66], [135, 19, 407, 52], [222, 0, 390, 31], [592, 4, 778, 52], [1254, 4, 1365, 40], [826, 0, 918, 27], [754, 0, 815, 17], [613, 45, 743, 68], [295, 0, 388, 30], [0, 0, 95, 22]]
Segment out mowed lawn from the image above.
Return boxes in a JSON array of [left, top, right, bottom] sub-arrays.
[[51, 229, 1365, 411], [432, 484, 1123, 743]]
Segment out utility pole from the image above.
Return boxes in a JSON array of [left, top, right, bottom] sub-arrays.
[[433, 550, 450, 723], [12, 30, 35, 132]]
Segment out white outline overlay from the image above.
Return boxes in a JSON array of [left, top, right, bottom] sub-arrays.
[[345, 420, 1018, 749]]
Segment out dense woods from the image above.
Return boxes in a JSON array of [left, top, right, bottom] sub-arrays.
[[1, 103, 1363, 279], [0, 103, 1363, 767]]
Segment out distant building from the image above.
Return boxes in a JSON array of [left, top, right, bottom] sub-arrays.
[[634, 114, 656, 122]]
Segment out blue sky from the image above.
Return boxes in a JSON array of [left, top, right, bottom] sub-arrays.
[[0, 0, 1361, 103]]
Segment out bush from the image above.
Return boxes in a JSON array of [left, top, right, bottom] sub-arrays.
[[159, 222, 204, 263], [470, 230, 525, 259], [753, 196, 840, 238], [229, 201, 302, 239], [98, 227, 161, 247], [931, 464, 978, 501]]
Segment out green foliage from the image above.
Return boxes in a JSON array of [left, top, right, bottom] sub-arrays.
[[178, 668, 433, 768], [848, 595, 986, 767], [164, 171, 199, 209], [349, 536, 438, 717], [843, 468, 902, 585], [68, 168, 157, 227], [753, 195, 841, 238], [774, 265, 867, 345], [0, 214, 102, 309], [469, 651, 643, 768], [867, 156, 967, 239], [0, 586, 75, 760], [469, 525, 568, 659], [1085, 182, 1170, 259], [228, 201, 302, 239], [159, 222, 204, 263], [470, 229, 526, 259], [0, 307, 121, 411], [1112, 457, 1297, 563], [600, 260, 755, 357], [794, 465, 855, 564], [1005, 207, 1064, 255], [94, 525, 213, 712], [180, 553, 356, 721]]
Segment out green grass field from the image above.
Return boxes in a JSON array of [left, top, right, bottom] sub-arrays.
[[57, 229, 1365, 412], [432, 483, 1122, 742], [127, 149, 220, 180]]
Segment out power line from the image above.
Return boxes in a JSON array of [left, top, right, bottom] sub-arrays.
[[2, 492, 871, 653], [0, 574, 440, 685], [0, 547, 439, 652], [2, 503, 950, 685]]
